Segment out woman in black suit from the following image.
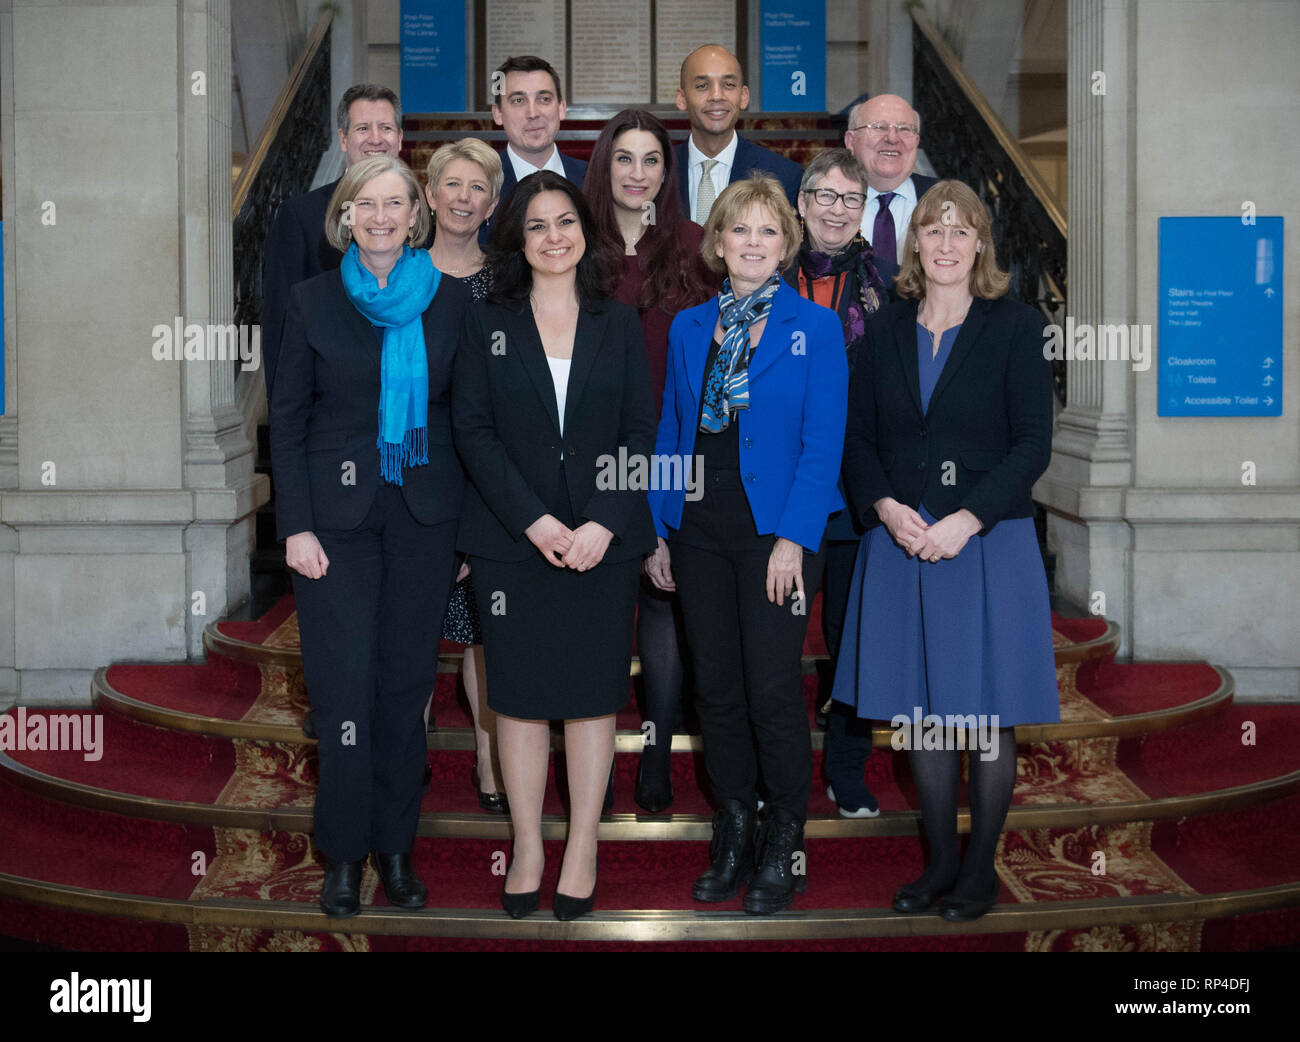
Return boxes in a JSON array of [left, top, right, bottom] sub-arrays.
[[271, 155, 471, 918], [453, 170, 657, 920], [832, 180, 1059, 921]]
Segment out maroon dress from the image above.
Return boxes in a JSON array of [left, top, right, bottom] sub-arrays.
[[614, 221, 719, 414]]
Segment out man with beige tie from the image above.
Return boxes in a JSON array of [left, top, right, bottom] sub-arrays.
[[673, 45, 803, 225]]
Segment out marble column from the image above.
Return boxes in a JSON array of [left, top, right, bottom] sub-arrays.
[[0, 0, 268, 705]]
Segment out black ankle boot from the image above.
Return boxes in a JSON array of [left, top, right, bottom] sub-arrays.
[[371, 851, 428, 910], [692, 799, 756, 902], [743, 808, 807, 914], [319, 858, 363, 918]]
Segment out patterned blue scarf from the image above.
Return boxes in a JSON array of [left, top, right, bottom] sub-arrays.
[[340, 243, 441, 485], [699, 273, 781, 433]]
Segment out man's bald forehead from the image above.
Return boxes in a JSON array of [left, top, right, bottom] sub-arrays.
[[680, 44, 744, 88], [854, 93, 919, 127]]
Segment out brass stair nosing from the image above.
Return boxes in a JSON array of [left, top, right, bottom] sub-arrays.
[[90, 664, 1235, 749], [1, 871, 1296, 942], [5, 742, 1295, 841]]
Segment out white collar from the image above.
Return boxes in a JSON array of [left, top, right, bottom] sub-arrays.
[[687, 131, 739, 172], [506, 143, 566, 181], [867, 176, 917, 204]]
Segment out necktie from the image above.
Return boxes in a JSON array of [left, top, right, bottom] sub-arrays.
[[872, 191, 897, 265], [696, 159, 720, 224]]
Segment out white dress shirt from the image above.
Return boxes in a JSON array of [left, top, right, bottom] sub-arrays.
[[686, 132, 739, 220], [506, 143, 568, 183], [860, 177, 920, 265]]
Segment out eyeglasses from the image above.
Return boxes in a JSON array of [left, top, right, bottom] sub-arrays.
[[803, 187, 866, 210], [850, 121, 920, 139]]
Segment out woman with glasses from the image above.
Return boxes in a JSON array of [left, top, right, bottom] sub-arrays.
[[784, 148, 889, 820]]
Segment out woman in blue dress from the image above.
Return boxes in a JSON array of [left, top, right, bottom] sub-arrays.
[[832, 179, 1059, 922]]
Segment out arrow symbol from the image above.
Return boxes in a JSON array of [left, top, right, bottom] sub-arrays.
[[1264, 287, 1275, 297], [1265, 397, 1275, 406], [1263, 375, 1274, 385], [1263, 357, 1275, 368]]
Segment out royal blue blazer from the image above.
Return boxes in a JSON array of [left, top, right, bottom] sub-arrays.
[[649, 281, 848, 552]]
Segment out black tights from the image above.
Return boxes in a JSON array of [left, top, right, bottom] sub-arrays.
[[906, 727, 1017, 899], [635, 579, 687, 780]]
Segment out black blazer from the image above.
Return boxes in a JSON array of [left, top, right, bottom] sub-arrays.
[[453, 297, 658, 563], [674, 134, 803, 213], [842, 296, 1052, 534], [260, 179, 343, 398], [270, 269, 471, 538]]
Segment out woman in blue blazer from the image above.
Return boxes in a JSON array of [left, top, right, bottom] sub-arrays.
[[271, 156, 470, 919], [646, 176, 847, 914], [832, 180, 1059, 922]]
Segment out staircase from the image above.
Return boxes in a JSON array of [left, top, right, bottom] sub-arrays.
[[2, 598, 1298, 951]]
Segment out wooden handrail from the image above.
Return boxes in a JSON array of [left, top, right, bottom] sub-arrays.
[[231, 10, 333, 218], [909, 7, 1066, 237]]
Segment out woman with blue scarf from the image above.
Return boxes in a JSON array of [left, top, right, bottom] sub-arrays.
[[271, 155, 471, 919], [645, 177, 848, 914]]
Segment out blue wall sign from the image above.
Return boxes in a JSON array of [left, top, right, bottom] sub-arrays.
[[401, 0, 466, 113], [1158, 216, 1283, 417], [759, 1, 825, 112]]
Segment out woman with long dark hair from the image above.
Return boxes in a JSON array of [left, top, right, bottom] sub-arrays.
[[584, 109, 717, 811], [453, 170, 657, 920]]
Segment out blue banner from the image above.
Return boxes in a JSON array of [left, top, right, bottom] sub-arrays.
[[401, 0, 466, 113], [1158, 216, 1284, 417], [759, 1, 825, 112]]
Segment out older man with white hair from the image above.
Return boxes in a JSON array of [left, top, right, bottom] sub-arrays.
[[844, 93, 937, 286]]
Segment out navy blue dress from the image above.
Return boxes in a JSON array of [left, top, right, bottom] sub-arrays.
[[439, 267, 491, 645], [830, 322, 1060, 727]]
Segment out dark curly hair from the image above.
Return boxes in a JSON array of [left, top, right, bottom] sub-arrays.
[[485, 170, 619, 312]]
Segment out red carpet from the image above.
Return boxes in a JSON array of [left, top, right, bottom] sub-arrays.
[[3, 594, 1298, 952]]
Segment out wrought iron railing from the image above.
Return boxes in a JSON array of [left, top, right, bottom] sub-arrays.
[[911, 8, 1068, 404], [231, 12, 333, 353]]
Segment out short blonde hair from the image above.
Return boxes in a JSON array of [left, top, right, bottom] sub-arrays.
[[700, 175, 802, 275], [895, 179, 1009, 300], [424, 138, 504, 205], [324, 155, 431, 253]]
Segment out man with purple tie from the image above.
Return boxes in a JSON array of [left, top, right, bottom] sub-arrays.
[[844, 94, 937, 290]]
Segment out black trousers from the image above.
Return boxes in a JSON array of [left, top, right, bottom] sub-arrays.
[[671, 475, 823, 820], [292, 484, 457, 862], [820, 539, 860, 661]]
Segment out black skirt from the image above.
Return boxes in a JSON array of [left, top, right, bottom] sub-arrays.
[[472, 552, 639, 720]]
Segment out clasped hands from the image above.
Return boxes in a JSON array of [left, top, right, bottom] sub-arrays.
[[874, 497, 981, 563], [525, 514, 613, 571]]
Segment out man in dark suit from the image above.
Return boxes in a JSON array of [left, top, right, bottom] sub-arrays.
[[673, 45, 803, 224], [261, 83, 403, 400], [481, 55, 586, 244], [844, 93, 938, 286]]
